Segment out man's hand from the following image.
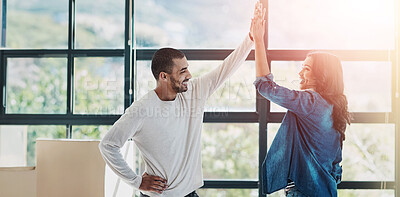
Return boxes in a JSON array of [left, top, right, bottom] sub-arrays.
[[139, 173, 168, 194]]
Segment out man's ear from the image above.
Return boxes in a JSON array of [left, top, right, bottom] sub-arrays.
[[159, 72, 168, 81]]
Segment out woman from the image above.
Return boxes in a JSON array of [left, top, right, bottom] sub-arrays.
[[250, 2, 351, 197]]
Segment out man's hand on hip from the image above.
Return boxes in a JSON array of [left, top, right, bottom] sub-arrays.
[[139, 173, 168, 194]]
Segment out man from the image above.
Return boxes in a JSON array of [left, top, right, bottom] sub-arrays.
[[99, 33, 254, 196]]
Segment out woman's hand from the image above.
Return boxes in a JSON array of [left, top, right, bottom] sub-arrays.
[[251, 1, 266, 42], [252, 1, 270, 77]]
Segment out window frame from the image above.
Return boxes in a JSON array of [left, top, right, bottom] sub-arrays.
[[0, 0, 398, 196]]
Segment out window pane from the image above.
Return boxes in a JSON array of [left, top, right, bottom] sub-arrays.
[[75, 0, 124, 48], [135, 0, 257, 48], [267, 123, 395, 181], [342, 124, 394, 181], [6, 58, 67, 114], [6, 0, 68, 48], [270, 61, 391, 112], [74, 57, 124, 114], [338, 190, 394, 197], [269, 0, 395, 49], [136, 61, 155, 101], [202, 123, 258, 179], [72, 125, 110, 140], [0, 125, 66, 167], [342, 62, 391, 112], [136, 61, 255, 111], [267, 124, 280, 151], [198, 189, 258, 197]]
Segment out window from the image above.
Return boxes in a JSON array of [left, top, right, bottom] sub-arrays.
[[202, 123, 258, 179], [0, 0, 398, 196], [0, 125, 66, 167], [71, 125, 110, 139], [135, 0, 257, 48], [198, 189, 259, 197], [338, 190, 394, 196], [269, 0, 395, 49], [6, 0, 68, 48], [6, 58, 67, 114], [74, 57, 124, 114], [75, 0, 124, 49], [342, 124, 395, 181], [270, 61, 392, 112]]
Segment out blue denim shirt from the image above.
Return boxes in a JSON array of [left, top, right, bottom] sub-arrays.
[[254, 74, 342, 197]]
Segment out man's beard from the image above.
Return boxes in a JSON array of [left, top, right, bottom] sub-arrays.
[[170, 76, 188, 93]]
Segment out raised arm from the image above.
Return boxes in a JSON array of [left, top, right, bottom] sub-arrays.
[[252, 1, 270, 77], [252, 2, 316, 116], [194, 34, 253, 99]]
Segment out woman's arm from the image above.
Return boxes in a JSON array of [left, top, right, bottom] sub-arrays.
[[252, 2, 270, 77], [251, 2, 317, 117], [254, 76, 317, 116]]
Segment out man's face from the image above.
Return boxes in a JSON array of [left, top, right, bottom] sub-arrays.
[[168, 57, 192, 93]]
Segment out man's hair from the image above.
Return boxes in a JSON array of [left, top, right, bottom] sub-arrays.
[[151, 48, 185, 80]]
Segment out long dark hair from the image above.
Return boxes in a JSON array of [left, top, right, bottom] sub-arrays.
[[307, 52, 351, 142]]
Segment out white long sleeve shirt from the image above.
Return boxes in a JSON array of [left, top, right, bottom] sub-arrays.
[[99, 35, 253, 197]]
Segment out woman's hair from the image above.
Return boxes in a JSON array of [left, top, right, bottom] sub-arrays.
[[307, 52, 351, 142]]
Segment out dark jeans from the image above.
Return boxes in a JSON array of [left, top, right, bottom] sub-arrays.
[[285, 186, 309, 197], [140, 191, 199, 197]]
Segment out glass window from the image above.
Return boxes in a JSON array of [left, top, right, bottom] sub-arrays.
[[342, 124, 394, 181], [74, 57, 124, 114], [136, 61, 256, 111], [270, 61, 391, 112], [266, 124, 280, 151], [269, 0, 395, 49], [193, 61, 256, 112], [0, 125, 66, 167], [72, 125, 110, 139], [75, 0, 124, 49], [6, 58, 67, 114], [198, 189, 259, 197], [135, 0, 257, 48], [202, 123, 258, 179], [342, 62, 391, 112], [135, 61, 155, 101], [338, 190, 394, 197], [267, 123, 395, 181], [6, 0, 68, 48]]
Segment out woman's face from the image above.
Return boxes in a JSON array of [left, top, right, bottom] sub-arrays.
[[299, 56, 317, 90]]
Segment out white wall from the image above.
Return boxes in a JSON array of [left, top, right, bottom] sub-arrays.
[[0, 126, 27, 166]]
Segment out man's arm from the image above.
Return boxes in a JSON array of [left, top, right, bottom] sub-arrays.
[[194, 34, 254, 99], [99, 105, 167, 194]]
